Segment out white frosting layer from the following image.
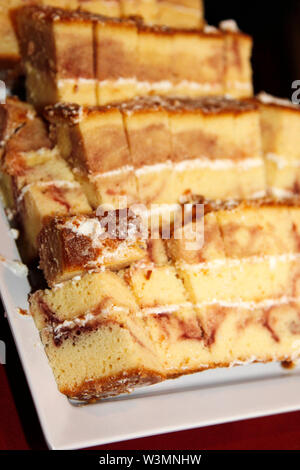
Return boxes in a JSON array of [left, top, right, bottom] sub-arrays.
[[97, 77, 223, 94], [93, 242, 136, 264], [17, 180, 80, 204], [203, 24, 219, 34], [50, 305, 131, 338], [52, 313, 96, 341], [269, 188, 296, 199], [195, 296, 300, 310], [45, 295, 300, 335], [173, 157, 264, 171], [257, 91, 300, 109], [94, 156, 264, 181], [135, 161, 173, 176], [266, 153, 300, 169], [57, 77, 254, 98], [140, 303, 191, 316], [180, 253, 300, 272], [92, 165, 134, 180], [250, 190, 267, 199], [226, 81, 252, 91], [62, 218, 105, 247], [62, 213, 141, 244]]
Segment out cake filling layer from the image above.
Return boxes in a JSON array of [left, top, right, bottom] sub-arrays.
[[266, 153, 300, 168], [269, 188, 297, 198], [93, 157, 265, 179], [97, 78, 224, 94], [42, 295, 300, 331], [17, 180, 81, 204], [179, 253, 300, 271]]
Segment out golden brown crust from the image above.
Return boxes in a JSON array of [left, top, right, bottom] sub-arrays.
[[16, 4, 251, 38], [15, 5, 96, 26], [38, 210, 146, 286], [175, 196, 300, 231], [3, 118, 51, 160], [44, 96, 258, 125], [0, 97, 36, 159], [167, 355, 298, 379], [181, 195, 300, 215], [62, 354, 299, 401], [62, 367, 164, 401], [0, 56, 21, 69]]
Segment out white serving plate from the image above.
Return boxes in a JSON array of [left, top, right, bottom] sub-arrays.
[[0, 203, 300, 450]]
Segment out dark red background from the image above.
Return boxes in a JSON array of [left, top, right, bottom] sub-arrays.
[[1, 361, 300, 450]]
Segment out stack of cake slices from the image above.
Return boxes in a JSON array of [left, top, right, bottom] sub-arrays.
[[15, 6, 252, 107], [0, 1, 204, 72], [30, 200, 300, 399], [0, 3, 300, 401]]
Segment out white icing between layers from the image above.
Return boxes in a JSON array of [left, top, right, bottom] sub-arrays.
[[56, 77, 238, 97], [45, 296, 300, 336], [266, 153, 300, 169], [249, 190, 268, 199], [173, 157, 264, 171], [52, 313, 96, 340], [97, 78, 223, 94], [61, 213, 141, 248], [135, 161, 172, 176], [140, 303, 192, 316], [269, 188, 296, 199], [94, 156, 264, 181], [50, 305, 131, 338], [226, 81, 252, 91], [195, 296, 300, 310], [92, 165, 134, 180], [179, 253, 300, 272], [17, 180, 81, 204], [92, 244, 128, 265]]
